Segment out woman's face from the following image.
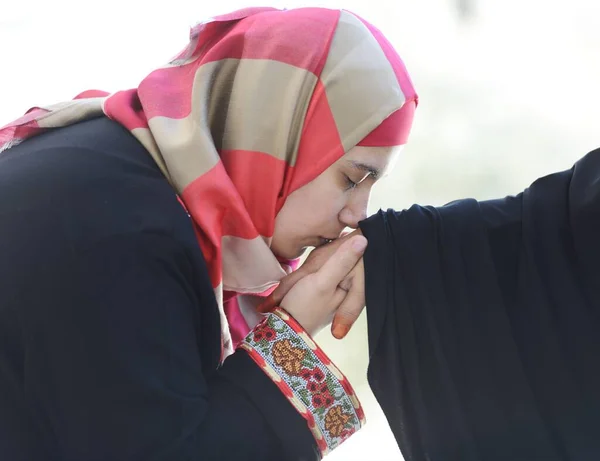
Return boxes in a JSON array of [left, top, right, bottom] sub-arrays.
[[271, 145, 401, 259]]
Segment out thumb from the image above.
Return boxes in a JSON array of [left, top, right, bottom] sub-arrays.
[[315, 235, 367, 291]]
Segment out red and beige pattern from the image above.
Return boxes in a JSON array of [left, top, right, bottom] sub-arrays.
[[239, 307, 365, 456], [0, 7, 417, 358]]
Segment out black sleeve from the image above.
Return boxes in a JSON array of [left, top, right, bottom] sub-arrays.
[[358, 149, 600, 461], [359, 203, 565, 461], [20, 232, 318, 461]]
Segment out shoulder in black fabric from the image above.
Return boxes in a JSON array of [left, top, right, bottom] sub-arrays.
[[359, 148, 600, 461]]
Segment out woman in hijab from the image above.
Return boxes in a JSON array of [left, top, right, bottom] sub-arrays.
[[0, 7, 418, 461], [268, 148, 600, 461]]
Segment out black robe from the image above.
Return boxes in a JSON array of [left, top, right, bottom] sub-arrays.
[[360, 148, 600, 461], [0, 117, 317, 461]]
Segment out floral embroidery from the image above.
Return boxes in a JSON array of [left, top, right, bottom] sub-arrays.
[[300, 368, 313, 380], [239, 307, 365, 456], [324, 405, 352, 437], [271, 339, 306, 375], [252, 322, 276, 342], [313, 368, 325, 382], [312, 391, 334, 408]]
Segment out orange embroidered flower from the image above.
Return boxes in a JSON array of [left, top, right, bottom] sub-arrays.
[[324, 406, 351, 438], [272, 339, 306, 375]]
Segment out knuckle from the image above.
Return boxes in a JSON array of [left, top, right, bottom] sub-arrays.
[[338, 279, 352, 292]]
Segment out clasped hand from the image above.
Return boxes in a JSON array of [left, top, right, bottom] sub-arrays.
[[258, 231, 366, 339]]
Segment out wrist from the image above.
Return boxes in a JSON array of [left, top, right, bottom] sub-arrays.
[[276, 304, 322, 337]]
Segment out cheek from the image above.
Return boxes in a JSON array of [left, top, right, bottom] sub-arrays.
[[318, 193, 346, 215], [304, 178, 345, 209], [277, 173, 347, 234], [291, 194, 339, 227]]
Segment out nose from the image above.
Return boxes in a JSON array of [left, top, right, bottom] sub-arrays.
[[338, 187, 370, 229]]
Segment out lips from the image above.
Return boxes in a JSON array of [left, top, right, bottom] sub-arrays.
[[317, 236, 337, 247]]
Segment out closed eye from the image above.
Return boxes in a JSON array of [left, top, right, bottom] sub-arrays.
[[347, 160, 381, 181], [344, 174, 358, 190]]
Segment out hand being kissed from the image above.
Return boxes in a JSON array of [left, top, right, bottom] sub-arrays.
[[258, 229, 366, 339]]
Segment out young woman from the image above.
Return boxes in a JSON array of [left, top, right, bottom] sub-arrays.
[[0, 6, 417, 461]]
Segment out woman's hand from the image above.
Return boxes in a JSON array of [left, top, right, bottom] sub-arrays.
[[258, 230, 366, 339]]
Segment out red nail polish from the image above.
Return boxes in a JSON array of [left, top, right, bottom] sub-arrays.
[[332, 324, 350, 339]]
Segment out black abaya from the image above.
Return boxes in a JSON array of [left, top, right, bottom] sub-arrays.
[[360, 148, 600, 461]]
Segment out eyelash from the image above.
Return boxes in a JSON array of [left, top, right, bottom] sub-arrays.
[[344, 175, 358, 190]]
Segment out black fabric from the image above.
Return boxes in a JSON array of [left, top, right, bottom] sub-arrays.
[[360, 149, 600, 461], [0, 117, 318, 461]]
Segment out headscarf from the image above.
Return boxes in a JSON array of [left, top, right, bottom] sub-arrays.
[[0, 7, 417, 357]]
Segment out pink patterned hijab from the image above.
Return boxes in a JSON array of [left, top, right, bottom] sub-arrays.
[[0, 7, 417, 356]]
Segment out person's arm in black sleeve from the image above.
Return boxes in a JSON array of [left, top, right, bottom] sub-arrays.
[[358, 148, 600, 461], [21, 232, 320, 461]]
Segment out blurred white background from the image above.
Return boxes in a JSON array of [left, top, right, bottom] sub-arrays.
[[2, 0, 600, 459]]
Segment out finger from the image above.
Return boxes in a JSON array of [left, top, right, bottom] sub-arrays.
[[256, 269, 310, 313], [304, 234, 347, 266], [257, 234, 366, 313], [340, 228, 363, 238], [256, 291, 286, 315], [256, 296, 277, 314], [331, 260, 365, 339], [331, 281, 365, 339], [315, 235, 367, 292], [256, 237, 353, 313]]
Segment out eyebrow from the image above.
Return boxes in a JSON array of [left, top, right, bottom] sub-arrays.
[[347, 160, 382, 180]]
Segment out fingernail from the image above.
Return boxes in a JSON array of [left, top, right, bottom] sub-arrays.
[[332, 324, 350, 339], [352, 236, 367, 252]]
